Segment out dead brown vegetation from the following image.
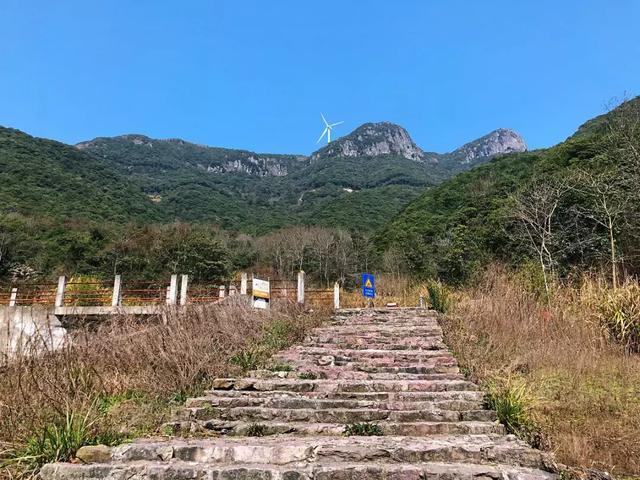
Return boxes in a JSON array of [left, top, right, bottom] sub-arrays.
[[0, 301, 324, 477], [441, 265, 640, 476]]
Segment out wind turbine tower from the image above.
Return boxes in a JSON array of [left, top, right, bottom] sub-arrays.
[[317, 113, 344, 144]]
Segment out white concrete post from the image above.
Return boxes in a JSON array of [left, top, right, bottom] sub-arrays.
[[218, 285, 226, 298], [111, 275, 122, 307], [9, 288, 18, 307], [240, 272, 248, 295], [333, 282, 340, 310], [297, 271, 305, 304], [229, 285, 237, 296], [180, 275, 189, 306], [167, 274, 178, 305], [55, 276, 67, 307]]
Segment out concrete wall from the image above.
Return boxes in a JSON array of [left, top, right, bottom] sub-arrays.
[[0, 306, 68, 363]]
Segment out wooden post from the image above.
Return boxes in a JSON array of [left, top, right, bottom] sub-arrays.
[[111, 275, 122, 307], [333, 282, 340, 310], [218, 285, 226, 298], [55, 276, 66, 307], [9, 288, 17, 307], [240, 273, 248, 295], [297, 271, 305, 304], [180, 275, 189, 306], [167, 274, 178, 305]]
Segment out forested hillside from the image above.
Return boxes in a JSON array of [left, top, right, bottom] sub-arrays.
[[378, 97, 640, 286], [0, 127, 160, 223], [76, 123, 523, 232]]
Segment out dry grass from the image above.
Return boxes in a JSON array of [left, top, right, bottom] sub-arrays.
[[0, 301, 324, 477], [441, 265, 640, 476]]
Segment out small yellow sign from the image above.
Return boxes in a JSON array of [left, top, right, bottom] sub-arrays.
[[365, 278, 373, 288]]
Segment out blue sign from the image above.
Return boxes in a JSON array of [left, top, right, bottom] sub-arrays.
[[362, 273, 375, 298]]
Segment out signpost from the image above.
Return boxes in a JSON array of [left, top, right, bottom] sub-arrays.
[[252, 277, 270, 309], [362, 273, 375, 299]]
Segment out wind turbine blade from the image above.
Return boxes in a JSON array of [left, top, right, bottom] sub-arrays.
[[330, 121, 344, 127], [316, 127, 328, 143], [320, 113, 329, 127]]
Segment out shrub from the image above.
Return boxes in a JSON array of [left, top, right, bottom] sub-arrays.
[[597, 284, 640, 353], [343, 422, 383, 436], [12, 405, 123, 471], [298, 372, 318, 380], [268, 363, 293, 372], [484, 379, 544, 448], [230, 347, 263, 372], [246, 423, 267, 437], [427, 281, 452, 314]]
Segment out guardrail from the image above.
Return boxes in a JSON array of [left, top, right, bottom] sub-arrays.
[[1, 271, 341, 309]]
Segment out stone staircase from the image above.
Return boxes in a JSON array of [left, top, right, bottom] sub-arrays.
[[41, 308, 558, 479]]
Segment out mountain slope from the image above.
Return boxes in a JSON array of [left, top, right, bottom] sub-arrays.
[[76, 123, 526, 231], [377, 97, 640, 283], [0, 127, 160, 223]]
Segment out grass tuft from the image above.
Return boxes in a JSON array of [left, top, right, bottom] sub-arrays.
[[343, 422, 383, 436], [245, 423, 267, 437]]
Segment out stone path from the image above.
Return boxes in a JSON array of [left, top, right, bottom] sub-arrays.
[[41, 308, 558, 479]]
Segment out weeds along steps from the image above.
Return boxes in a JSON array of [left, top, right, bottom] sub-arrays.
[[40, 309, 560, 480]]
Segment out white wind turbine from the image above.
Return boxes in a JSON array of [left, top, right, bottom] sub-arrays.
[[316, 113, 344, 144]]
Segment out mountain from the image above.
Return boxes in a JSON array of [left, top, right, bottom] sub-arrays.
[[376, 97, 640, 284], [310, 122, 430, 163], [438, 128, 527, 171], [75, 122, 526, 231], [0, 127, 160, 223]]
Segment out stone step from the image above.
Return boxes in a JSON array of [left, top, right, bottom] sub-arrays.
[[241, 370, 466, 381], [311, 326, 443, 335], [40, 460, 557, 480], [193, 389, 485, 402], [167, 418, 506, 436], [236, 371, 464, 381], [279, 346, 456, 359], [266, 365, 461, 379], [185, 395, 483, 411], [67, 435, 549, 470], [209, 378, 479, 393], [301, 341, 447, 351], [177, 405, 496, 423]]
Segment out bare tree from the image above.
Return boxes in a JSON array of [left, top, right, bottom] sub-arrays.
[[571, 168, 628, 289], [511, 180, 568, 298]]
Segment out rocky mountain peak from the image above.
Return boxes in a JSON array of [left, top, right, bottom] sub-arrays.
[[311, 122, 425, 162], [448, 128, 527, 165]]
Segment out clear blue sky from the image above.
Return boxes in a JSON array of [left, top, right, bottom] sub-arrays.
[[1, 0, 638, 155]]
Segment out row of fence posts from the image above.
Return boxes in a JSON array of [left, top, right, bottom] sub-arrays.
[[3, 271, 341, 309]]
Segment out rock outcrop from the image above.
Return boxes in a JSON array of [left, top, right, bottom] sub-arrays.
[[41, 308, 558, 480], [446, 128, 527, 166], [311, 122, 428, 162]]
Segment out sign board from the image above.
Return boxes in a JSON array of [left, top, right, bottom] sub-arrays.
[[252, 277, 270, 309], [361, 273, 375, 298]]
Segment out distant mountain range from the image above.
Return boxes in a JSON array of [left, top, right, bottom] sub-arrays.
[[1, 122, 526, 232]]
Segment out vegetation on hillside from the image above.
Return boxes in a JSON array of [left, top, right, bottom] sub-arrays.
[[378, 97, 640, 286], [0, 127, 160, 224]]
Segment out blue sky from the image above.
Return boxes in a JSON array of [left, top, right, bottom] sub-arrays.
[[1, 1, 638, 155]]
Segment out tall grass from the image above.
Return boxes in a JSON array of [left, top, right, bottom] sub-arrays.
[[441, 265, 640, 475], [0, 303, 323, 478]]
